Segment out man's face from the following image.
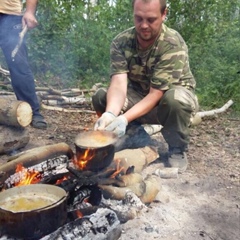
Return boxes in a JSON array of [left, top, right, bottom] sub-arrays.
[[133, 0, 167, 45]]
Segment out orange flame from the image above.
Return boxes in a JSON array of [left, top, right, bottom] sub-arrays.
[[15, 164, 41, 186], [110, 158, 124, 178], [76, 210, 83, 218], [74, 148, 96, 170], [55, 176, 68, 185]]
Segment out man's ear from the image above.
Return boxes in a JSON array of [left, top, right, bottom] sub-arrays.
[[162, 8, 168, 21]]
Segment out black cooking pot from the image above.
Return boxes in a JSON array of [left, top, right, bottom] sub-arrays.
[[0, 184, 68, 239], [74, 130, 118, 172]]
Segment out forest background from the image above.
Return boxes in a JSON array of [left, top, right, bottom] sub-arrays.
[[0, 0, 239, 112]]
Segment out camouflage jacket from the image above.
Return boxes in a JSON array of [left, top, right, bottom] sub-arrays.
[[110, 23, 196, 96]]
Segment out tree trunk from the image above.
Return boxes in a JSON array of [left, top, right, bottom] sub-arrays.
[[0, 98, 32, 127], [0, 125, 30, 155]]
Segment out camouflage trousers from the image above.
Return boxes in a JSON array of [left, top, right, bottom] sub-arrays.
[[92, 85, 198, 151]]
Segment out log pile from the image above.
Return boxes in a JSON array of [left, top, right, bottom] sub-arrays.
[[99, 146, 161, 204]]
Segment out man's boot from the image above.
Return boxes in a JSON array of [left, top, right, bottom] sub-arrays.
[[168, 147, 188, 173]]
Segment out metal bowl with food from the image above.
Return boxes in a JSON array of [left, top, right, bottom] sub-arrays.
[[0, 184, 68, 239], [74, 130, 118, 172]]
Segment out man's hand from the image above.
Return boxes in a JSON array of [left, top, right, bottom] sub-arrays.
[[22, 12, 38, 29], [94, 112, 116, 130], [23, 0, 38, 29], [105, 115, 128, 137]]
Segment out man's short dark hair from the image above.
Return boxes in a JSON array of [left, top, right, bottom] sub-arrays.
[[132, 0, 167, 14]]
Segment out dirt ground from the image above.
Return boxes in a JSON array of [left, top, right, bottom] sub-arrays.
[[0, 107, 239, 240]]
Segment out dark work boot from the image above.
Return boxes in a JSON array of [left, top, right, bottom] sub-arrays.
[[168, 147, 188, 173]]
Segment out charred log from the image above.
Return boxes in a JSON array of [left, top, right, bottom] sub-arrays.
[[40, 208, 121, 240], [0, 143, 74, 187]]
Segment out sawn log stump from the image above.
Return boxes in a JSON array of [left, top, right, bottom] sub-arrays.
[[0, 98, 32, 127]]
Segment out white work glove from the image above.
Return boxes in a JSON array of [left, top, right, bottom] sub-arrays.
[[94, 112, 116, 130], [105, 115, 128, 137]]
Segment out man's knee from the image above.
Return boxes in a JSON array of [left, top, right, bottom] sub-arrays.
[[161, 87, 198, 113], [92, 88, 107, 114]]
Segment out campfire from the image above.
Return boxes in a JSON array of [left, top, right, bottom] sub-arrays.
[[0, 130, 160, 240]]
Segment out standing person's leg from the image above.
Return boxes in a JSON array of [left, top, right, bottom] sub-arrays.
[[0, 14, 47, 129]]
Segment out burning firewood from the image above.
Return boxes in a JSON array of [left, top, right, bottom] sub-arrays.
[[0, 143, 74, 183], [39, 208, 122, 240], [0, 98, 32, 127]]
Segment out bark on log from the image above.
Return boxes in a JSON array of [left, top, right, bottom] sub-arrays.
[[99, 181, 146, 201], [99, 174, 161, 204], [98, 172, 143, 187], [0, 98, 32, 127], [139, 175, 161, 204], [111, 146, 159, 173], [0, 125, 30, 154]]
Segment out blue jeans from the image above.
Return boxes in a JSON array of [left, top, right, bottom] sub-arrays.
[[0, 13, 40, 116]]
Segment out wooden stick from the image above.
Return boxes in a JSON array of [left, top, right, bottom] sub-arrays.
[[11, 25, 28, 60], [0, 65, 10, 76], [41, 103, 95, 113], [143, 124, 162, 135], [191, 99, 234, 125], [197, 99, 234, 118]]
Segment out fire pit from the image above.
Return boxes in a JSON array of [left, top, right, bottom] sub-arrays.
[[0, 153, 122, 240], [0, 133, 160, 239]]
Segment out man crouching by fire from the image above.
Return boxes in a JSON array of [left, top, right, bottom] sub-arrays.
[[92, 0, 198, 173]]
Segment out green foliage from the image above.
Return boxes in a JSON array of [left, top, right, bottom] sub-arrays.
[[167, 0, 240, 112], [2, 0, 238, 112], [189, 19, 240, 111], [28, 0, 132, 88]]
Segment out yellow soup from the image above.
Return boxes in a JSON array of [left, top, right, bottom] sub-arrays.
[[0, 195, 55, 212]]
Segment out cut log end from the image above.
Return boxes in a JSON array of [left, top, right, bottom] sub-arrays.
[[17, 102, 33, 127], [0, 99, 33, 127]]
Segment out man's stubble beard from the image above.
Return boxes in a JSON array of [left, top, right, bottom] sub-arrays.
[[137, 30, 158, 44]]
